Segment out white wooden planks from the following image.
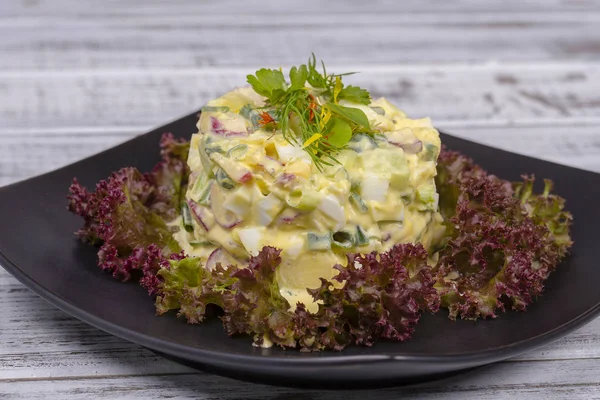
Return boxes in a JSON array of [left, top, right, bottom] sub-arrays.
[[3, 0, 599, 17], [1, 0, 600, 398], [1, 358, 600, 399], [1, 0, 600, 70], [2, 64, 599, 130], [1, 124, 599, 188], [2, 64, 599, 187]]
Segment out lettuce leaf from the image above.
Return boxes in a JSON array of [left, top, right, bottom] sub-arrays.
[[302, 244, 439, 350], [155, 244, 439, 351], [67, 133, 189, 286], [434, 148, 573, 319], [156, 246, 296, 345], [67, 134, 573, 350]]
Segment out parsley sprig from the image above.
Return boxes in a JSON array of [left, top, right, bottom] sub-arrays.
[[246, 55, 372, 170]]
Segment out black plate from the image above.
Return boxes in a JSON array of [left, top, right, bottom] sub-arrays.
[[1, 111, 599, 389]]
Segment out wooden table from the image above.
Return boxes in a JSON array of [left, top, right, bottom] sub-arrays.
[[1, 1, 600, 398]]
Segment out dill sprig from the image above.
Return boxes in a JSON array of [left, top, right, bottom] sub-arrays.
[[246, 55, 372, 170]]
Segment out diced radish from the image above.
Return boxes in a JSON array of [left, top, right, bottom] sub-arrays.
[[390, 140, 423, 154], [211, 184, 242, 228], [238, 171, 253, 183], [275, 171, 300, 192], [210, 116, 247, 137], [387, 129, 423, 154], [206, 248, 238, 271], [275, 172, 297, 189], [277, 208, 299, 224], [211, 153, 253, 183], [187, 200, 215, 231]]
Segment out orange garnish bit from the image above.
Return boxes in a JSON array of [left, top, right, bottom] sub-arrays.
[[307, 94, 317, 123], [258, 112, 275, 126]]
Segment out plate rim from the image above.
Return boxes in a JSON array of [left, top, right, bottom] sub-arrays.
[[2, 115, 600, 381], [3, 231, 600, 369]]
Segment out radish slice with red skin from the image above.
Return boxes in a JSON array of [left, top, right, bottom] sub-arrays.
[[187, 200, 215, 232], [206, 248, 238, 271], [390, 140, 423, 154], [211, 153, 253, 183], [210, 116, 247, 137], [278, 208, 300, 224], [237, 171, 253, 184], [387, 129, 423, 154]]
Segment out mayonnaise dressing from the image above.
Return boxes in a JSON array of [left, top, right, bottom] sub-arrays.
[[171, 87, 445, 310]]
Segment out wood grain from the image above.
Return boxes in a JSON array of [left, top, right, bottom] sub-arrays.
[[1, 1, 600, 70], [2, 64, 599, 187], [4, 0, 599, 17], [2, 359, 600, 399], [1, 124, 599, 188], [2, 64, 599, 130], [1, 0, 600, 397]]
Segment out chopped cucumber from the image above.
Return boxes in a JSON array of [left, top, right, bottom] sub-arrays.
[[422, 144, 439, 161], [286, 188, 320, 211], [416, 185, 439, 211], [350, 180, 361, 192], [373, 133, 388, 142], [190, 174, 213, 203], [205, 146, 224, 155], [331, 230, 355, 249], [181, 202, 194, 232], [227, 144, 248, 160], [349, 192, 368, 213], [370, 106, 385, 116], [215, 168, 236, 190], [189, 240, 213, 247], [201, 106, 230, 113], [348, 133, 378, 153], [356, 225, 369, 246], [239, 104, 262, 129], [197, 179, 213, 205], [307, 232, 332, 251]]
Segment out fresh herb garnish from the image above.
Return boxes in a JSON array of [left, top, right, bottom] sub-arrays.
[[246, 55, 372, 170]]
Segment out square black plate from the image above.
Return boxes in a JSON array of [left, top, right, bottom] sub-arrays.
[[1, 111, 599, 389]]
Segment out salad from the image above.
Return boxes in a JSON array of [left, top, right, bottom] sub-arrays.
[[67, 56, 573, 351]]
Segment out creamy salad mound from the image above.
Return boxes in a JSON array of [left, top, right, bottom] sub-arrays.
[[171, 87, 445, 310]]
